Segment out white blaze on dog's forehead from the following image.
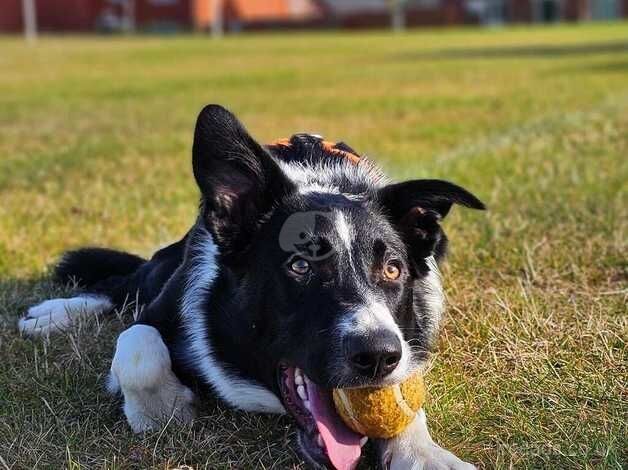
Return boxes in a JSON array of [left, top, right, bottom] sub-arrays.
[[334, 211, 354, 253], [299, 183, 341, 195], [275, 160, 341, 195]]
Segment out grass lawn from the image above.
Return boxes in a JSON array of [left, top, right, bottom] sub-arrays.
[[0, 22, 626, 469]]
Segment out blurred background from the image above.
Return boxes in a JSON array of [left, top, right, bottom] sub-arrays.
[[2, 0, 627, 36]]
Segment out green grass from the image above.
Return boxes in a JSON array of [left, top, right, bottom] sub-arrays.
[[0, 22, 626, 469]]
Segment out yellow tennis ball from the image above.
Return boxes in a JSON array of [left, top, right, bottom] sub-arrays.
[[332, 373, 425, 439]]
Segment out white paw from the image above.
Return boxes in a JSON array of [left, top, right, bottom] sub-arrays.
[[376, 410, 475, 470], [382, 441, 475, 470], [18, 296, 113, 336], [122, 382, 196, 433], [111, 324, 197, 433]]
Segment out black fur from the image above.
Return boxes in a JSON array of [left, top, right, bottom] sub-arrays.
[[51, 104, 485, 467], [193, 104, 296, 265], [55, 248, 146, 287], [377, 179, 486, 274], [56, 238, 187, 310]]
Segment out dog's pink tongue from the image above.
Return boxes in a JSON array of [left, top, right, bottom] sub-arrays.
[[305, 377, 362, 470]]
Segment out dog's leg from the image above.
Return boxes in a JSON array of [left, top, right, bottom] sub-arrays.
[[375, 410, 475, 470], [108, 324, 196, 433], [18, 295, 113, 336]]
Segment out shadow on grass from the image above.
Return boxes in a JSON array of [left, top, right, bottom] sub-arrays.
[[397, 39, 628, 61], [579, 59, 628, 73], [0, 275, 60, 328]]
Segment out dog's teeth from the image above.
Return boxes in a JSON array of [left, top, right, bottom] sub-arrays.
[[316, 434, 324, 448], [360, 436, 368, 446], [302, 399, 310, 410], [297, 385, 308, 400]]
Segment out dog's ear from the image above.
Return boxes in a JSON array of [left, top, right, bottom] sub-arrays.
[[192, 104, 294, 261], [377, 179, 485, 270]]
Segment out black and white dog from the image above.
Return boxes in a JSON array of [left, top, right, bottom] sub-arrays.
[[19, 105, 484, 470]]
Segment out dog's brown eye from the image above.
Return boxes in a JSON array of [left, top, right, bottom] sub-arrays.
[[383, 261, 401, 281], [290, 258, 310, 275]]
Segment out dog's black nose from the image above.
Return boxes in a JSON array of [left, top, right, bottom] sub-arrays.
[[345, 330, 402, 379]]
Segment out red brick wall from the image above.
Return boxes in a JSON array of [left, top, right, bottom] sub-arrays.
[[563, 0, 587, 20], [135, 0, 192, 28], [0, 0, 195, 32], [324, 0, 467, 28], [37, 0, 108, 31], [0, 0, 23, 32], [0, 0, 115, 32], [509, 0, 533, 22]]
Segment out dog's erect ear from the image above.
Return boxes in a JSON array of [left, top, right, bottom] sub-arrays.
[[192, 104, 295, 260], [377, 179, 485, 269]]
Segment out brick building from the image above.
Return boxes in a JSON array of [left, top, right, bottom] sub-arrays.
[[0, 0, 626, 33], [0, 0, 322, 33]]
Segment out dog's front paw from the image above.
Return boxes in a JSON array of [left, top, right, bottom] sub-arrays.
[[375, 410, 475, 470], [378, 440, 475, 470], [18, 296, 113, 336], [110, 324, 197, 434], [121, 383, 196, 433]]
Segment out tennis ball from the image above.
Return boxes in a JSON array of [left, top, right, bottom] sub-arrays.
[[332, 373, 425, 439]]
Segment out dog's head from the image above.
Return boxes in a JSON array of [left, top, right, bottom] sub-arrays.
[[192, 105, 485, 469]]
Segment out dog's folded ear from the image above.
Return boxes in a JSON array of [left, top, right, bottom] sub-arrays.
[[192, 104, 295, 261], [377, 179, 485, 270]]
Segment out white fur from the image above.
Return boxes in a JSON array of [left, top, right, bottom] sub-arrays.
[[109, 324, 196, 433], [275, 156, 386, 195], [18, 295, 113, 336], [369, 299, 403, 335], [337, 298, 412, 385], [421, 256, 445, 326], [276, 160, 341, 195], [376, 410, 476, 470], [180, 228, 285, 414], [335, 256, 444, 385], [334, 211, 354, 254], [337, 299, 403, 344], [300, 183, 341, 194]]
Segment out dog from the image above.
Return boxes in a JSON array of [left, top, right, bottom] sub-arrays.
[[19, 105, 484, 470]]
